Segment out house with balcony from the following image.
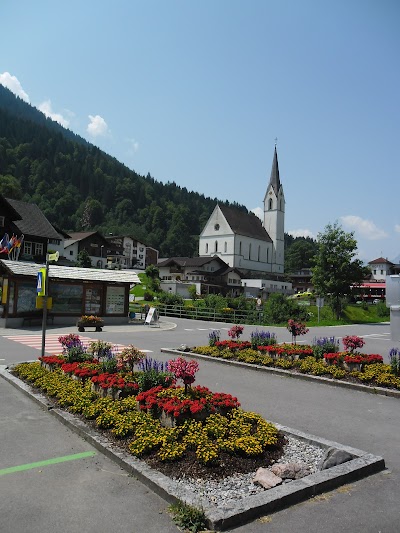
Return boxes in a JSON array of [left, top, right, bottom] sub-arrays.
[[0, 195, 63, 262], [158, 256, 243, 296], [106, 236, 159, 270], [64, 232, 123, 269]]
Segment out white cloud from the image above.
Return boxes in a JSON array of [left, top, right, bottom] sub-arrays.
[[395, 224, 400, 234], [251, 207, 263, 220], [287, 229, 315, 239], [87, 114, 109, 137], [38, 100, 70, 127], [127, 138, 139, 153], [0, 72, 30, 102], [340, 215, 388, 240]]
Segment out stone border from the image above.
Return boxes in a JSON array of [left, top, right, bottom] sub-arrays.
[[161, 348, 400, 400], [0, 365, 385, 531]]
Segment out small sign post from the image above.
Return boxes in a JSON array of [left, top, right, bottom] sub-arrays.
[[316, 297, 324, 323], [40, 251, 59, 358]]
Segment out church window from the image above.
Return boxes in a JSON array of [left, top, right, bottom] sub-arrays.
[[258, 245, 261, 261], [215, 240, 218, 252], [214, 224, 220, 231], [269, 198, 273, 210], [267, 248, 269, 262], [224, 241, 227, 253], [249, 243, 252, 260], [239, 241, 242, 255], [205, 243, 208, 253]]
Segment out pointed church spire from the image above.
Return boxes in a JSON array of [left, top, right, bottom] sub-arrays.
[[269, 146, 281, 195]]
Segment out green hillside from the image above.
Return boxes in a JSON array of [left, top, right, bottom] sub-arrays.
[[0, 84, 248, 257]]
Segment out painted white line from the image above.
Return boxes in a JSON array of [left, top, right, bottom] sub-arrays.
[[197, 328, 209, 331], [184, 329, 195, 331]]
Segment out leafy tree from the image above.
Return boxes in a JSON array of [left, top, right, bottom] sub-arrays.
[[188, 284, 198, 300], [285, 238, 317, 272], [312, 222, 367, 319], [76, 249, 92, 268], [145, 265, 160, 292], [0, 174, 23, 199]]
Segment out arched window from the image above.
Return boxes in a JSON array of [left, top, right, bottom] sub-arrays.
[[249, 243, 252, 260], [239, 241, 242, 255], [224, 241, 227, 253], [215, 240, 218, 252], [267, 248, 269, 262], [269, 198, 273, 210], [258, 245, 261, 261], [205, 243, 208, 253]]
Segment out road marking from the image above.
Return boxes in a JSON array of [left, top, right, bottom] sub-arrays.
[[3, 334, 151, 356], [0, 451, 96, 477], [184, 329, 195, 331]]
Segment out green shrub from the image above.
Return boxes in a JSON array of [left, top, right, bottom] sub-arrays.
[[168, 501, 207, 533]]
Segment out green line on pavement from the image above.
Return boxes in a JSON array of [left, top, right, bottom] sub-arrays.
[[0, 451, 96, 476]]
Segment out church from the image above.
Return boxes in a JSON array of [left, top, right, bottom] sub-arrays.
[[198, 146, 285, 277]]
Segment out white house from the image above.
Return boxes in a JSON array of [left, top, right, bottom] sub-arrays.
[[368, 257, 395, 281], [199, 146, 285, 276]]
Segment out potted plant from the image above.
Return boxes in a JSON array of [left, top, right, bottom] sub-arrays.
[[77, 315, 104, 332]]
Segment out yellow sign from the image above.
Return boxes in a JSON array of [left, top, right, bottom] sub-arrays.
[[36, 296, 53, 309], [2, 278, 8, 304], [48, 251, 59, 261]]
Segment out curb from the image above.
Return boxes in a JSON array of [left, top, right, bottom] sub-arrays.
[[160, 348, 400, 400], [0, 365, 385, 530]]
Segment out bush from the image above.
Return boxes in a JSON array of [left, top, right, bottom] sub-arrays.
[[158, 291, 184, 306], [376, 302, 390, 317], [263, 293, 309, 324], [143, 291, 154, 301]]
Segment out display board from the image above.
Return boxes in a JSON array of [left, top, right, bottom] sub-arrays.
[[106, 286, 125, 314]]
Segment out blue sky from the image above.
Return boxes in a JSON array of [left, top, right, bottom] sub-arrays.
[[1, 0, 399, 263]]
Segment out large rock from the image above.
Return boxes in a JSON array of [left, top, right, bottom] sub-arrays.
[[271, 462, 311, 480], [318, 447, 355, 470], [253, 468, 282, 489]]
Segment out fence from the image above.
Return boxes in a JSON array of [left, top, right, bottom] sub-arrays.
[[155, 304, 264, 325]]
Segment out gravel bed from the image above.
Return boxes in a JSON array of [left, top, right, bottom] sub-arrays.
[[172, 436, 325, 507]]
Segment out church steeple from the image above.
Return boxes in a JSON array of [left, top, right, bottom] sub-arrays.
[[269, 145, 281, 195], [264, 144, 285, 274]]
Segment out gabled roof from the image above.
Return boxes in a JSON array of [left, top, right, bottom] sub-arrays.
[[0, 259, 140, 284], [158, 256, 228, 268], [0, 195, 21, 221], [219, 205, 272, 242], [269, 146, 281, 195], [368, 257, 394, 265], [6, 198, 61, 240]]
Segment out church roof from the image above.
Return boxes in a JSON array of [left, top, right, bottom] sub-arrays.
[[368, 257, 394, 265], [269, 146, 281, 195], [219, 205, 272, 242]]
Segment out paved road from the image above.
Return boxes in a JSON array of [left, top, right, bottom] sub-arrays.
[[1, 318, 399, 532]]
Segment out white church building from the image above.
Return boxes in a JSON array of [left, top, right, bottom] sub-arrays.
[[199, 146, 285, 277]]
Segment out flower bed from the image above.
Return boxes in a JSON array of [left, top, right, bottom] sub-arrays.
[[191, 328, 400, 392], [11, 360, 283, 477]]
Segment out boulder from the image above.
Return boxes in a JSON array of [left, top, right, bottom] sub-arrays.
[[271, 462, 311, 480], [318, 447, 355, 470], [253, 468, 282, 489]]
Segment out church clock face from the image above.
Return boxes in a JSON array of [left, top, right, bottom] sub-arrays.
[[214, 224, 220, 231]]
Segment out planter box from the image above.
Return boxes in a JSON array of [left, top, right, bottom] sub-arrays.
[[77, 321, 104, 332]]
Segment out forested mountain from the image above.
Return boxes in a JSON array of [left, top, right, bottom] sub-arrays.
[[0, 85, 247, 256]]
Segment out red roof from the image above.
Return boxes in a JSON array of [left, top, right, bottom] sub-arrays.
[[368, 257, 393, 265]]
